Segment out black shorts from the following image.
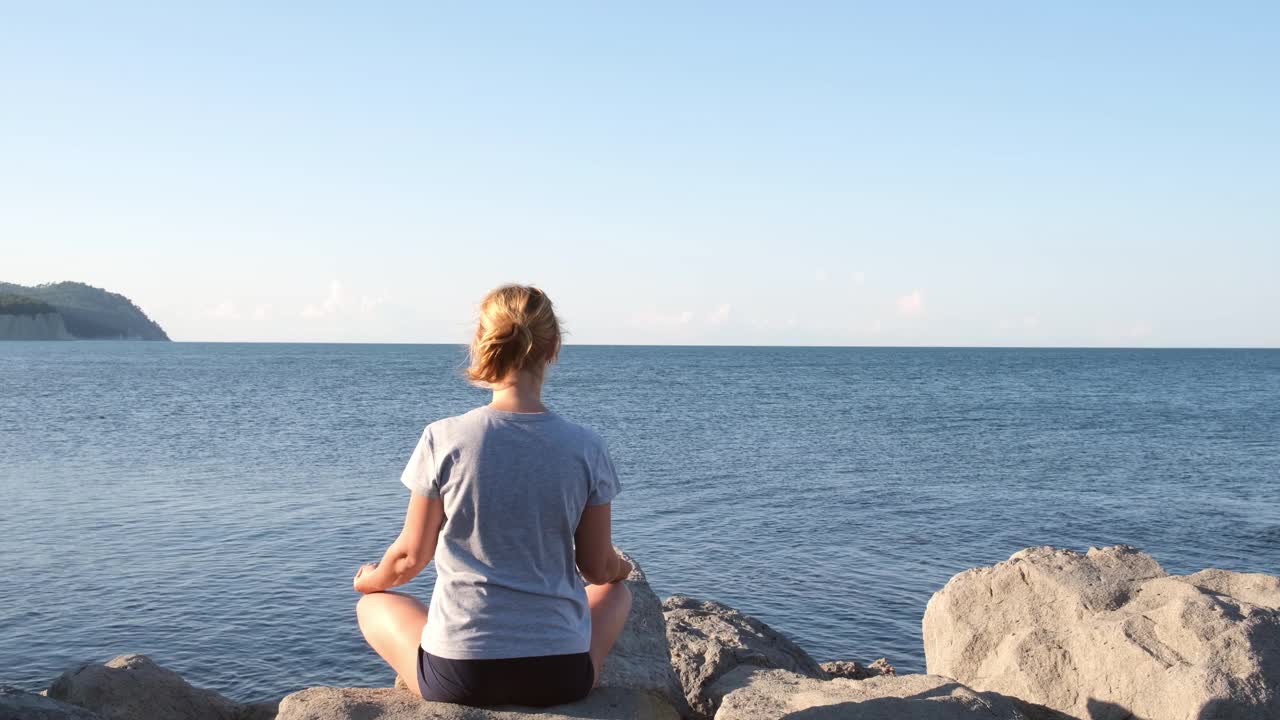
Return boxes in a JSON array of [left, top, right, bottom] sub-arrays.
[[416, 646, 594, 707]]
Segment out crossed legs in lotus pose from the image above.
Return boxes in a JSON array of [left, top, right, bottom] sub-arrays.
[[356, 581, 633, 697]]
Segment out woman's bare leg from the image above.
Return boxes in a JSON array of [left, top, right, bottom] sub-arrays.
[[585, 582, 632, 686], [356, 591, 429, 697]]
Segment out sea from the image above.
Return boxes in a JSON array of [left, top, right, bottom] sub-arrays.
[[3, 342, 1278, 702]]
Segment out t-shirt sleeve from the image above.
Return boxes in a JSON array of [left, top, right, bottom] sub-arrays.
[[586, 436, 622, 506], [399, 427, 440, 498]]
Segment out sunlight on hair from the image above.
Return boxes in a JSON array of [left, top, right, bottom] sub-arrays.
[[467, 285, 562, 386]]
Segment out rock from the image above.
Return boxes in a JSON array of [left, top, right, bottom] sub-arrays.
[[1004, 700, 1075, 720], [1, 685, 104, 720], [600, 551, 689, 716], [712, 669, 1028, 720], [819, 658, 895, 680], [663, 595, 826, 718], [278, 549, 684, 719], [46, 654, 269, 720], [923, 545, 1280, 720], [817, 661, 865, 680], [275, 686, 679, 720], [868, 659, 894, 677], [238, 699, 282, 720]]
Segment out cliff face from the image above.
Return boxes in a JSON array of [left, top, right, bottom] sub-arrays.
[[0, 312, 74, 340], [0, 282, 169, 340]]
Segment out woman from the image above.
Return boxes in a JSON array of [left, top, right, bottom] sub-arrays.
[[353, 284, 634, 707]]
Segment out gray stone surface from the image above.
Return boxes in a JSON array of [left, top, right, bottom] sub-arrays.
[[923, 545, 1280, 720], [600, 551, 689, 716], [45, 654, 272, 720], [818, 659, 895, 681], [663, 595, 826, 719], [712, 669, 1028, 720], [1, 685, 103, 720], [276, 686, 678, 720], [239, 699, 283, 720]]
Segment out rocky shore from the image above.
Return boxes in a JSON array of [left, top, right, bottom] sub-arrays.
[[4, 546, 1277, 720]]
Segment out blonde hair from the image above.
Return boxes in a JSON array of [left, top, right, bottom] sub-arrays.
[[466, 284, 562, 386]]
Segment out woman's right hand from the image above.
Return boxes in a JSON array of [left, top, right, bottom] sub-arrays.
[[353, 562, 381, 593], [611, 555, 633, 584]]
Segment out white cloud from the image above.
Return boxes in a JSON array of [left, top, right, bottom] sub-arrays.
[[633, 303, 733, 330], [207, 301, 239, 320], [360, 292, 390, 314], [632, 309, 695, 328], [897, 289, 925, 316], [707, 303, 732, 325], [301, 280, 389, 319], [302, 280, 345, 319], [853, 271, 866, 286], [252, 304, 273, 321], [815, 269, 829, 283]]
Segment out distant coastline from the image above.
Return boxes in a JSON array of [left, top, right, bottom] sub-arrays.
[[0, 282, 169, 341]]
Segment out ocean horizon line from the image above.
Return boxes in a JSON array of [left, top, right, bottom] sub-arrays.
[[31, 339, 1280, 351]]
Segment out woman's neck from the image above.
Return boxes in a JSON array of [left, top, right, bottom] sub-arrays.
[[489, 370, 547, 413]]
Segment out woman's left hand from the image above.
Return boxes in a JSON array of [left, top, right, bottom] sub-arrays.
[[353, 562, 381, 593]]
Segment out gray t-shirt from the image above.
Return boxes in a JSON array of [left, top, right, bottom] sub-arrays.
[[399, 405, 621, 659]]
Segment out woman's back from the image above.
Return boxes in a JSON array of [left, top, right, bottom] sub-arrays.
[[355, 284, 634, 707], [401, 405, 621, 660]]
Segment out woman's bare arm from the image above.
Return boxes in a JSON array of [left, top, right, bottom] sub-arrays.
[[575, 503, 632, 585], [354, 493, 446, 593]]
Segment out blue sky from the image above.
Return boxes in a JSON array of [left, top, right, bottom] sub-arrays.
[[3, 3, 1276, 346]]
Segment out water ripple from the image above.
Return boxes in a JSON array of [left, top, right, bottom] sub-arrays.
[[2, 343, 1278, 701]]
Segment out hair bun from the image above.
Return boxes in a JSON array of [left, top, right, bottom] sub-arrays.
[[467, 285, 562, 386]]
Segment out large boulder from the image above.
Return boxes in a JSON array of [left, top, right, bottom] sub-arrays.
[[45, 654, 275, 720], [712, 669, 1028, 720], [276, 686, 678, 720], [1, 685, 103, 720], [600, 551, 690, 716], [662, 596, 827, 718], [923, 545, 1280, 720]]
